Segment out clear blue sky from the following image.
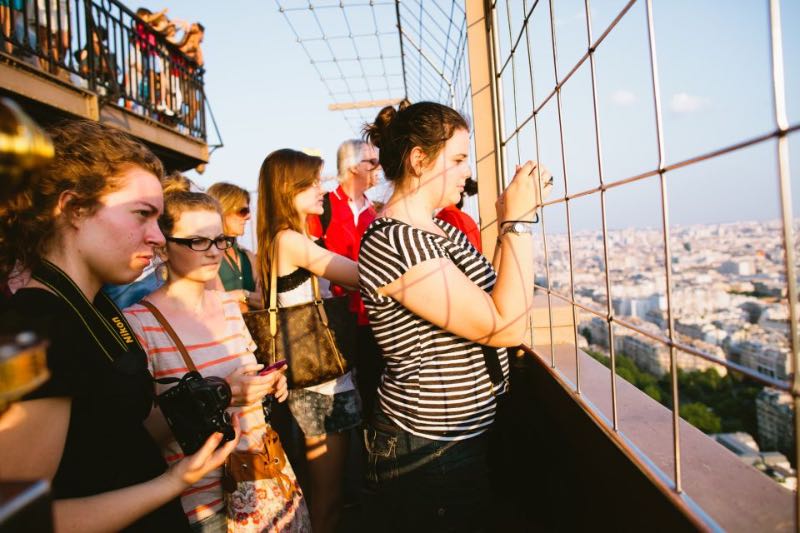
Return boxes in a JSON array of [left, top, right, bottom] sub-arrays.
[[124, 0, 799, 233]]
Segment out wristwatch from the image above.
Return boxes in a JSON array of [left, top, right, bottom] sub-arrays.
[[500, 221, 535, 237]]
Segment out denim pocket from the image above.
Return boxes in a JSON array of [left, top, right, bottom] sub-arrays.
[[364, 427, 399, 486]]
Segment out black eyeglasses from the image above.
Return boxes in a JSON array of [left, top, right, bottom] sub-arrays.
[[166, 235, 235, 251], [361, 158, 380, 170], [235, 206, 250, 217]]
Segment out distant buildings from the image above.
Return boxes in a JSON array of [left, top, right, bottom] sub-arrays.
[[756, 388, 795, 455], [737, 341, 790, 381], [719, 259, 755, 276]]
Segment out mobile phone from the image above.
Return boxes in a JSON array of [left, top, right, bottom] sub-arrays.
[[258, 360, 287, 376]]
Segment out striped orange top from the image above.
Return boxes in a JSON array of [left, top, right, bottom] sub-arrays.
[[124, 291, 266, 524]]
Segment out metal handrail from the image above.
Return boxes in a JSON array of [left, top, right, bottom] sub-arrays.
[[0, 0, 207, 140]]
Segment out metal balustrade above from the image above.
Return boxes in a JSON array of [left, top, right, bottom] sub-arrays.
[[0, 0, 206, 140]]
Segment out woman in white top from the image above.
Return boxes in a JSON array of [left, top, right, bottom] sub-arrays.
[[256, 148, 361, 533]]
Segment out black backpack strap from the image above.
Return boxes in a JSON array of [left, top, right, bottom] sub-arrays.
[[320, 192, 333, 234], [481, 345, 508, 396]]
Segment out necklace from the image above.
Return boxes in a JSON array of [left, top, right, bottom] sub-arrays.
[[223, 244, 243, 283]]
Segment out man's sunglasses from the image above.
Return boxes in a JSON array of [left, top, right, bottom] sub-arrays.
[[235, 206, 250, 217], [166, 235, 235, 252], [361, 158, 380, 170]]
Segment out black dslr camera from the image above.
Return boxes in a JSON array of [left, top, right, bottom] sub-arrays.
[[157, 371, 236, 455]]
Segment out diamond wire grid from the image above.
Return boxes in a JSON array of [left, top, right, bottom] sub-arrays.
[[275, 1, 473, 137], [488, 0, 798, 527]]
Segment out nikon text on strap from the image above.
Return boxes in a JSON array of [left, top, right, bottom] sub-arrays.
[[31, 260, 147, 375]]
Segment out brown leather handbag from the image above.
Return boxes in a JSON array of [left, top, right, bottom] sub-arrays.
[[243, 240, 356, 389], [222, 427, 294, 501], [139, 300, 294, 501]]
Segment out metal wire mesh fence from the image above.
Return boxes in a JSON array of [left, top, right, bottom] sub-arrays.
[[487, 0, 798, 528], [274, 1, 472, 132], [274, 0, 477, 210], [274, 0, 799, 526]]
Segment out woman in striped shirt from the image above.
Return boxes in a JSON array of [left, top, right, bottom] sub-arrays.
[[124, 191, 310, 532], [359, 101, 552, 530]]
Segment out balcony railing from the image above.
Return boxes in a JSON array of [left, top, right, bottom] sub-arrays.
[[0, 0, 206, 139]]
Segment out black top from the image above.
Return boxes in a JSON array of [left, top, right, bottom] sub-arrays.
[[4, 288, 189, 532], [276, 268, 312, 293]]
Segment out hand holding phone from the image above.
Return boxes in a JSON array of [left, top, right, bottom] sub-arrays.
[[258, 359, 287, 376]]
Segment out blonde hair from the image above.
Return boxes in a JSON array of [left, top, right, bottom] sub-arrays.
[[256, 148, 323, 279], [206, 182, 250, 234]]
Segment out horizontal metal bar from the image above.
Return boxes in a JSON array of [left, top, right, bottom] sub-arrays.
[[538, 123, 800, 208], [328, 97, 404, 111]]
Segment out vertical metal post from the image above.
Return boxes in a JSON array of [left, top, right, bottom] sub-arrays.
[[519, 0, 557, 366], [766, 0, 799, 529], [85, 1, 96, 91], [548, 0, 581, 390], [465, 0, 504, 254], [584, 0, 618, 418], [395, 0, 408, 101], [644, 0, 681, 493]]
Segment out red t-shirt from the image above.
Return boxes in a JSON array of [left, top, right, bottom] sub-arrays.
[[308, 185, 377, 325], [435, 205, 482, 253]]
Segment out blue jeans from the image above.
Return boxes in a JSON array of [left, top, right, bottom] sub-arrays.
[[361, 407, 492, 532]]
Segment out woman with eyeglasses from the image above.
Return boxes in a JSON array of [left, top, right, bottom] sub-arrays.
[[207, 182, 263, 313], [123, 191, 310, 532], [257, 149, 361, 533], [0, 120, 238, 532]]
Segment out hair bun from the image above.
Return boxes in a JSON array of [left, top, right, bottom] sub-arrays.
[[363, 104, 397, 150]]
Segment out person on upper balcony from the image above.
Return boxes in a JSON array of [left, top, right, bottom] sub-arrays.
[[358, 100, 553, 531], [307, 139, 383, 418], [435, 176, 482, 253]]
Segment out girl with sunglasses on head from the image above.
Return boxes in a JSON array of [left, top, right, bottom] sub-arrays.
[[0, 120, 239, 532], [207, 182, 264, 313], [123, 191, 310, 533], [257, 149, 362, 533]]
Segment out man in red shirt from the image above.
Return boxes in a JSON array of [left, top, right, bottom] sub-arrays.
[[308, 139, 383, 417]]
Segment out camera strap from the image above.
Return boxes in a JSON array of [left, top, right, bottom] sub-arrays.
[[138, 300, 198, 376], [31, 260, 148, 376]]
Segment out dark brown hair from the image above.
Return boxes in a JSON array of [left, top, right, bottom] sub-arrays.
[[0, 120, 163, 281], [256, 149, 323, 278], [363, 100, 468, 184]]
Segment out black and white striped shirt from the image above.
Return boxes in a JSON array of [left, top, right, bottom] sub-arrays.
[[359, 217, 509, 441]]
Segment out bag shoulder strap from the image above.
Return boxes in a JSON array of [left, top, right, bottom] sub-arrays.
[[139, 300, 198, 373]]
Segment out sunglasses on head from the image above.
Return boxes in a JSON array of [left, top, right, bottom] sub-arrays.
[[235, 206, 250, 217], [166, 235, 235, 252]]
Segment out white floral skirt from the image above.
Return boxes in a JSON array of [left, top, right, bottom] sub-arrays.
[[226, 460, 310, 533]]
